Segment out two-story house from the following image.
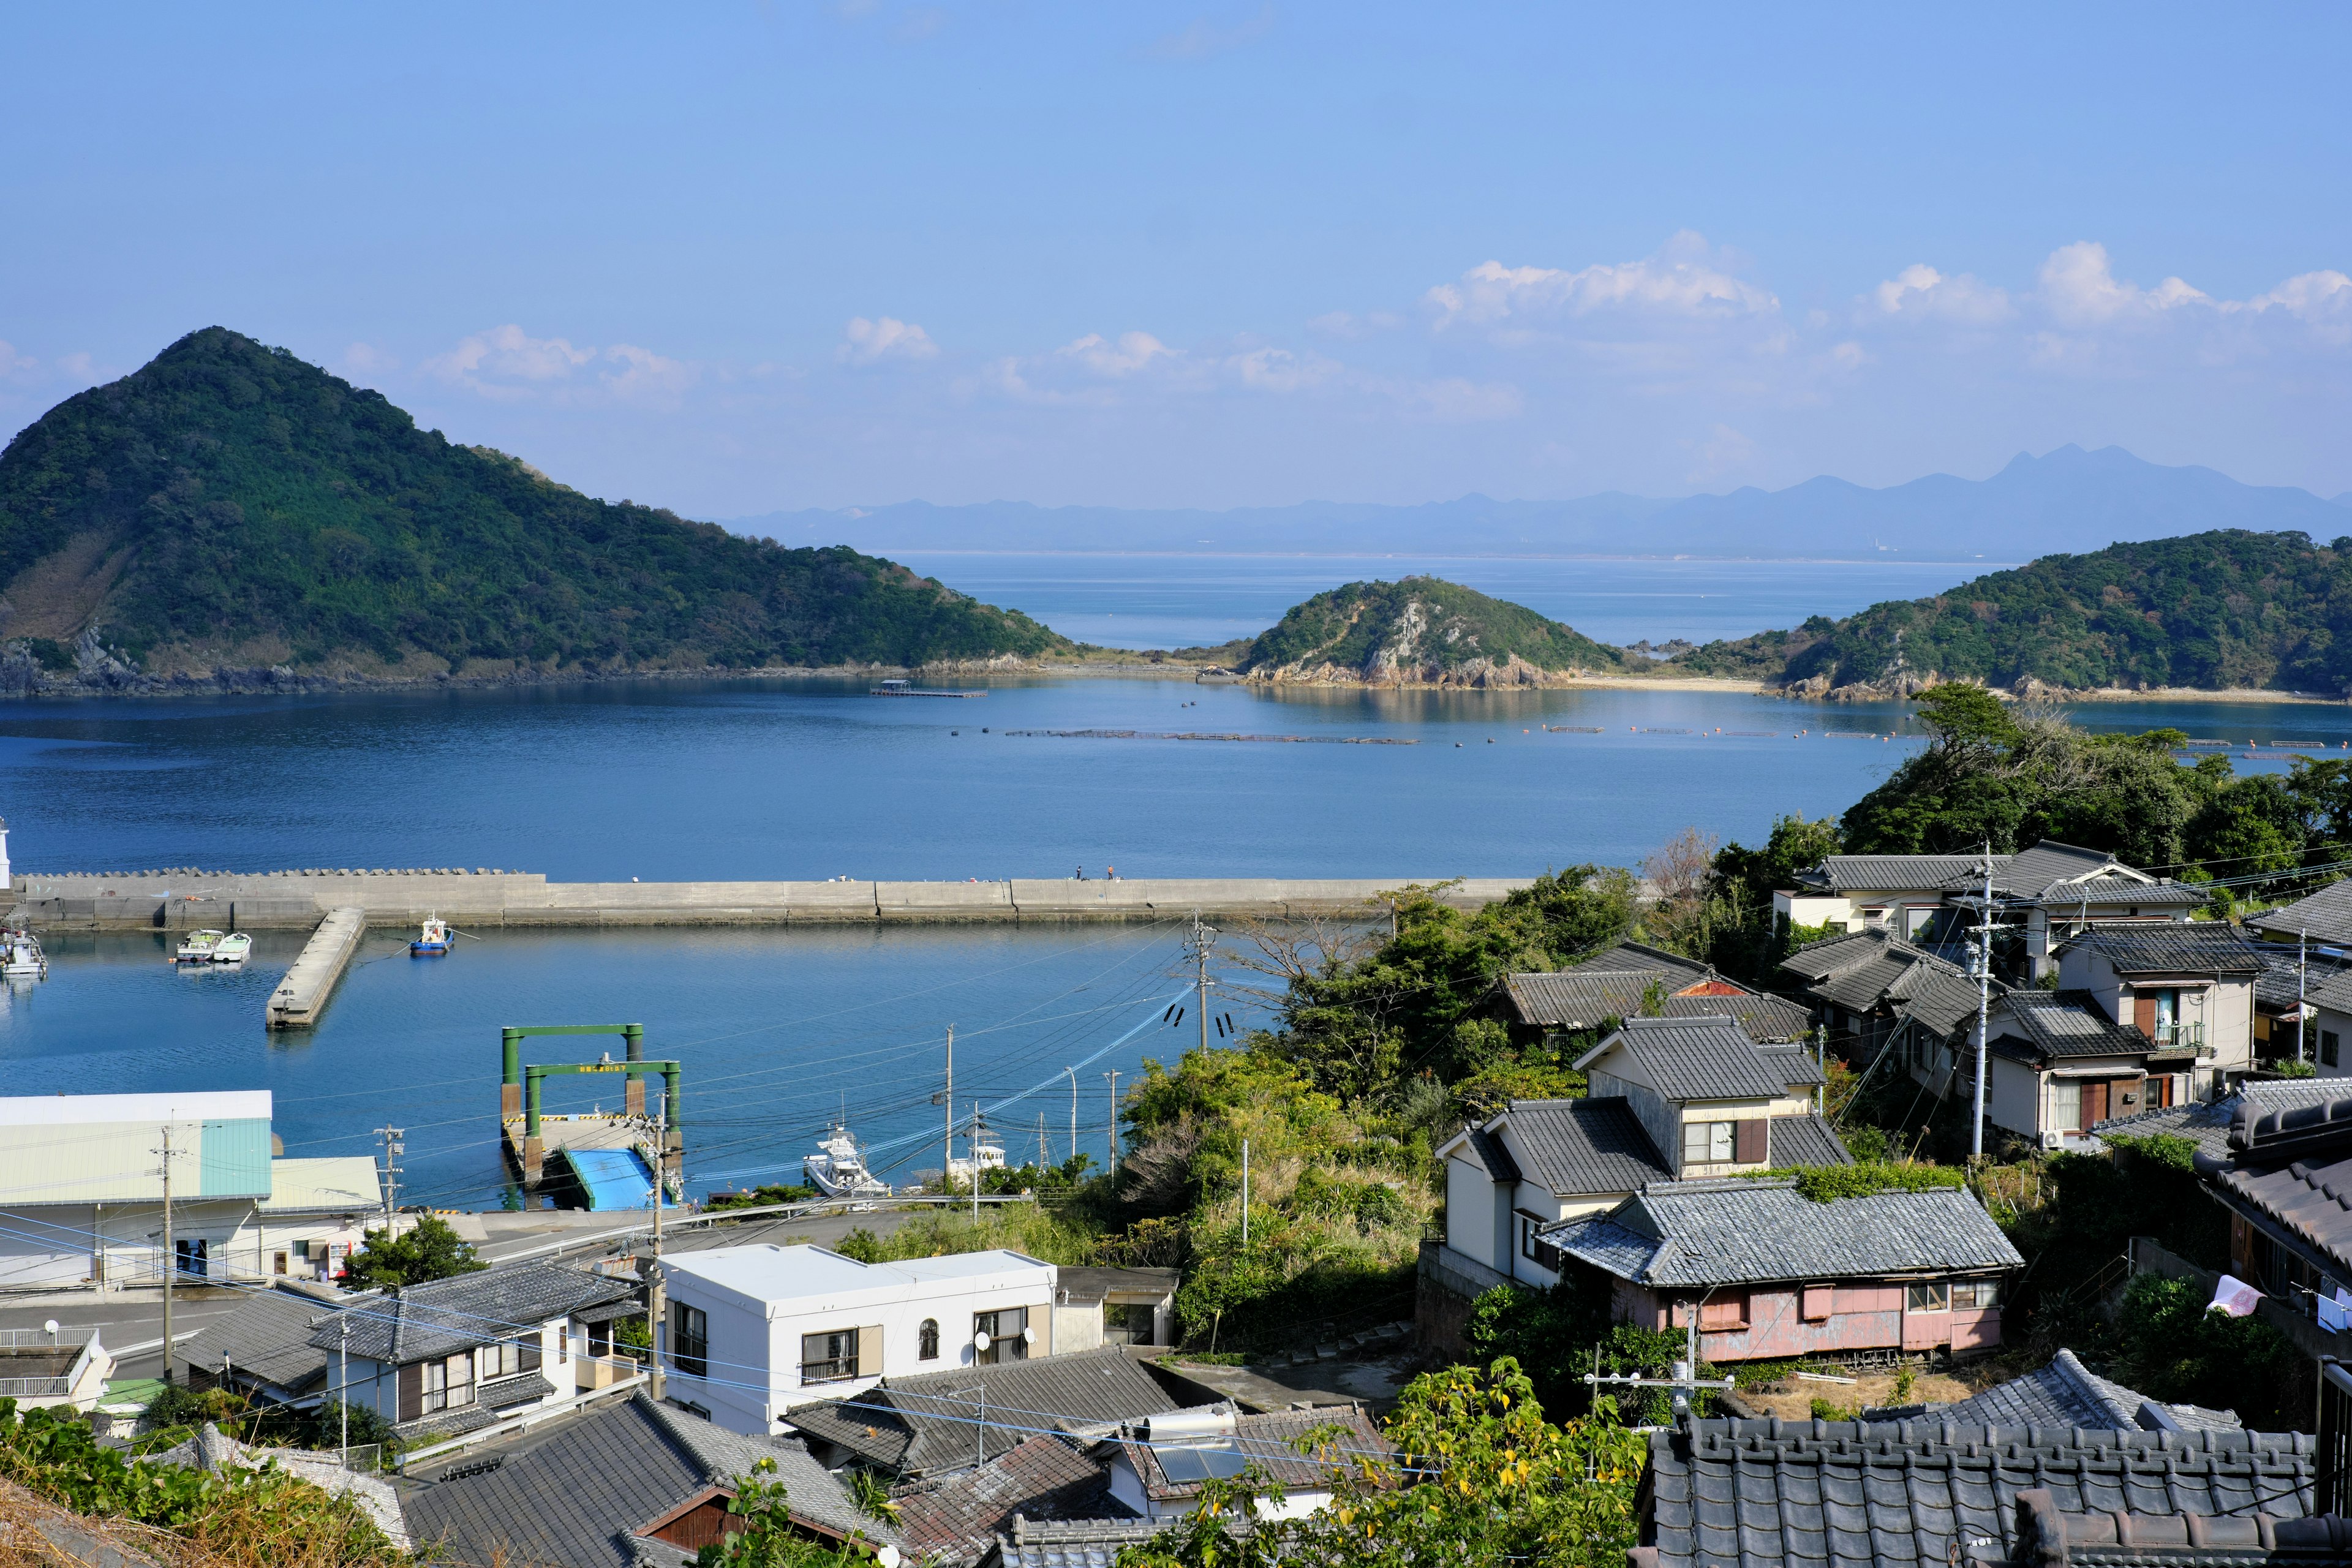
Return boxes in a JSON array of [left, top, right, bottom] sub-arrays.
[[1434, 1016, 1849, 1288], [1501, 941, 1815, 1047], [1779, 927, 1999, 1074], [1981, 990, 2202, 1149], [1775, 840, 2201, 979], [2057, 924, 2261, 1098]]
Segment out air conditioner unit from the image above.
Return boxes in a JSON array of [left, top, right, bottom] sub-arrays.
[[2039, 1130, 2065, 1152]]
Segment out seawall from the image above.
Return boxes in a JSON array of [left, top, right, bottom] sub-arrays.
[[6, 869, 1531, 929]]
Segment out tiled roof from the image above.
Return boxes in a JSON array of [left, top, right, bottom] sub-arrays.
[[1765, 1115, 1853, 1169], [987, 1515, 1169, 1568], [2309, 968, 2352, 1015], [1447, 1122, 1523, 1184], [1993, 992, 2158, 1061], [401, 1393, 888, 1568], [2255, 951, 2348, 1011], [1578, 1016, 1798, 1101], [2247, 880, 2352, 948], [2026, 875, 2204, 907], [311, 1263, 639, 1364], [1489, 1099, 1670, 1197], [1562, 939, 1711, 978], [892, 1435, 1118, 1568], [2206, 1126, 2352, 1279], [1112, 1406, 1390, 1502], [2064, 923, 2263, 976], [1503, 970, 1812, 1041], [2093, 1080, 2352, 1158], [1756, 1046, 1827, 1088], [1906, 1349, 2241, 1435], [2000, 841, 2130, 897], [173, 1280, 340, 1393], [1883, 956, 1992, 1037], [1801, 855, 1994, 894], [1637, 1416, 2315, 1568], [783, 1346, 1179, 1478], [1541, 1178, 2021, 1288]]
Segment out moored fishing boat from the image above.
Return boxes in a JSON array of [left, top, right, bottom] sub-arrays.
[[411, 918, 453, 956], [1, 929, 45, 982], [211, 931, 253, 963], [804, 1123, 890, 1199], [945, 1116, 1008, 1188], [175, 930, 224, 963]]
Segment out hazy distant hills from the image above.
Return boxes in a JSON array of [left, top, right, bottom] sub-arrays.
[[738, 445, 2352, 562]]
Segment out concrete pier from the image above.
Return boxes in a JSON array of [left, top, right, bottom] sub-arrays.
[[9, 870, 1529, 930], [266, 907, 366, 1029]]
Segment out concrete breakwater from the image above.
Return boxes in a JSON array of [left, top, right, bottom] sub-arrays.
[[267, 907, 366, 1028], [7, 869, 1531, 930]]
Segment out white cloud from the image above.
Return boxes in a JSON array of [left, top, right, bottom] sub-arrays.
[[423, 324, 697, 404], [0, 341, 34, 378], [1057, 331, 1177, 377], [1145, 3, 1275, 62], [839, 315, 939, 365], [1426, 232, 1779, 333], [601, 343, 696, 402], [2037, 241, 2209, 327], [1866, 263, 2012, 324], [1306, 309, 1401, 340], [1223, 345, 1341, 393], [54, 352, 100, 384], [2232, 270, 2352, 343]]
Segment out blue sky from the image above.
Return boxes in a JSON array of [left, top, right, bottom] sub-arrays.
[[3, 2, 2347, 516]]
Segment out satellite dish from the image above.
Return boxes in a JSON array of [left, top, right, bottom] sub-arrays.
[[973, 1331, 992, 1352], [1020, 1325, 1036, 1346], [42, 1320, 57, 1336]]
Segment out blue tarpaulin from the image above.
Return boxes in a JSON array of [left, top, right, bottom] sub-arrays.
[[557, 1147, 657, 1211]]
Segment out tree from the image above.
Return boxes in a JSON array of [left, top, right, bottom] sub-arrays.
[[695, 1460, 886, 1568], [336, 1215, 486, 1291]]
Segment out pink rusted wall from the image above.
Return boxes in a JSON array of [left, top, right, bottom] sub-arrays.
[[1614, 1279, 2003, 1362]]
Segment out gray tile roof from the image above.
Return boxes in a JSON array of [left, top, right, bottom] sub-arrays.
[[173, 1280, 341, 1394], [2247, 879, 2352, 948], [893, 1435, 1118, 1568], [2255, 951, 2350, 1011], [1579, 1016, 1798, 1101], [2206, 1120, 2352, 1279], [987, 1515, 1169, 1568], [784, 1346, 1180, 1478], [1783, 928, 2003, 1038], [2027, 875, 2204, 907], [1882, 956, 1992, 1038], [2064, 922, 2264, 976], [2093, 1080, 2352, 1157], [1449, 1122, 1522, 1183], [401, 1393, 888, 1568], [1638, 1416, 2315, 1568], [2000, 840, 2127, 896], [311, 1263, 639, 1365], [1488, 1099, 1672, 1196], [1756, 1046, 1827, 1088], [1503, 970, 1813, 1042], [1801, 854, 1993, 894], [1540, 1178, 2021, 1289], [1901, 1349, 2241, 1435], [1112, 1406, 1390, 1503], [1992, 992, 2160, 1061], [1765, 1114, 1853, 1169]]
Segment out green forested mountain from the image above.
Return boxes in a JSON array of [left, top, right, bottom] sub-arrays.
[[1678, 530, 2352, 695], [1238, 576, 1624, 684], [0, 328, 1068, 683]]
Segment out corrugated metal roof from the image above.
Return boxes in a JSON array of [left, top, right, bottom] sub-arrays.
[[262, 1156, 383, 1213], [0, 1101, 276, 1205], [1542, 1178, 2021, 1287], [0, 1091, 271, 1127]]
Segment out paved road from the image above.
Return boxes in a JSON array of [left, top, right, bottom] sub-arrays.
[[0, 1288, 247, 1379]]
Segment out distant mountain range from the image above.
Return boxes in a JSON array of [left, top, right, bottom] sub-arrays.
[[736, 446, 2352, 563]]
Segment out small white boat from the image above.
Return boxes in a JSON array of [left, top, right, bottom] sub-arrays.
[[804, 1123, 890, 1199], [175, 930, 225, 964], [211, 932, 252, 963], [946, 1117, 1008, 1187], [410, 918, 453, 956], [1, 929, 45, 982]]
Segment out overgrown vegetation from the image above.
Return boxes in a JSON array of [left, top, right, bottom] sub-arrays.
[[695, 1457, 889, 1568], [1676, 529, 2352, 696], [0, 1398, 399, 1568], [0, 327, 1070, 677]]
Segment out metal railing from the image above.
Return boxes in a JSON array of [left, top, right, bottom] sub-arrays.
[[2154, 1020, 2206, 1050], [0, 1329, 89, 1349], [0, 1376, 69, 1399]]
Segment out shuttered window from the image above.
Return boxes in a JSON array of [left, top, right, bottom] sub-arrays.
[[1800, 1284, 1835, 1322], [1699, 1292, 1749, 1330], [1733, 1118, 1767, 1164]]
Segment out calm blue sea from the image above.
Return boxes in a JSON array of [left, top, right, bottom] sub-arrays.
[[1, 555, 2345, 1205]]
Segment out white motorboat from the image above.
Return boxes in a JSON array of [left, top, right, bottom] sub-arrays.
[[804, 1123, 890, 1199], [175, 930, 224, 964], [211, 932, 253, 963], [945, 1117, 1008, 1187], [1, 929, 45, 981]]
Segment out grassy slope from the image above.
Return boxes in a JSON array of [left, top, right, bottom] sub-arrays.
[[1678, 529, 2352, 692], [1238, 575, 1626, 676], [0, 328, 1071, 674]]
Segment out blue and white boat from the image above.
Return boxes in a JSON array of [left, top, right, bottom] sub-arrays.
[[410, 918, 453, 956]]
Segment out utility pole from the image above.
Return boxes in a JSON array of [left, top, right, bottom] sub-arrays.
[[1815, 1024, 1828, 1116], [1241, 1139, 1250, 1248], [649, 1093, 666, 1402], [1187, 916, 1217, 1055], [1038, 1114, 1048, 1171], [375, 1125, 405, 1229], [971, 1103, 982, 1223], [1066, 1068, 1078, 1166], [156, 1123, 175, 1382], [1970, 845, 1992, 1163], [941, 1027, 955, 1194], [1102, 1070, 1121, 1175], [2300, 929, 2311, 1065], [1585, 1291, 1735, 1415], [338, 1316, 349, 1464]]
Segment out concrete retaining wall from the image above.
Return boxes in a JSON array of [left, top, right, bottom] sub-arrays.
[[10, 870, 1530, 929]]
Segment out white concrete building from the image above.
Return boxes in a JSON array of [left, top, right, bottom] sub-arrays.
[[0, 1091, 383, 1288], [2056, 924, 2260, 1099], [660, 1244, 1057, 1436]]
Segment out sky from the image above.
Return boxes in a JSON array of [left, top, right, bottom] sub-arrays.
[[2, 2, 2348, 518]]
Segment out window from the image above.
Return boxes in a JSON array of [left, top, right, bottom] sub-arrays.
[[674, 1305, 709, 1379], [1800, 1284, 1835, 1322], [273, 1251, 288, 1275], [421, 1351, 476, 1414], [588, 1321, 612, 1359], [1953, 1280, 2002, 1311], [1698, 1292, 1749, 1331], [474, 1338, 542, 1382], [974, 1307, 1028, 1365], [2326, 1031, 2342, 1069], [919, 1318, 940, 1360], [1681, 1121, 1735, 1167], [1905, 1282, 1951, 1313], [2049, 1078, 2082, 1133], [801, 1327, 859, 1384], [1104, 1303, 1157, 1346], [175, 1238, 209, 1280], [558, 1325, 570, 1365]]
